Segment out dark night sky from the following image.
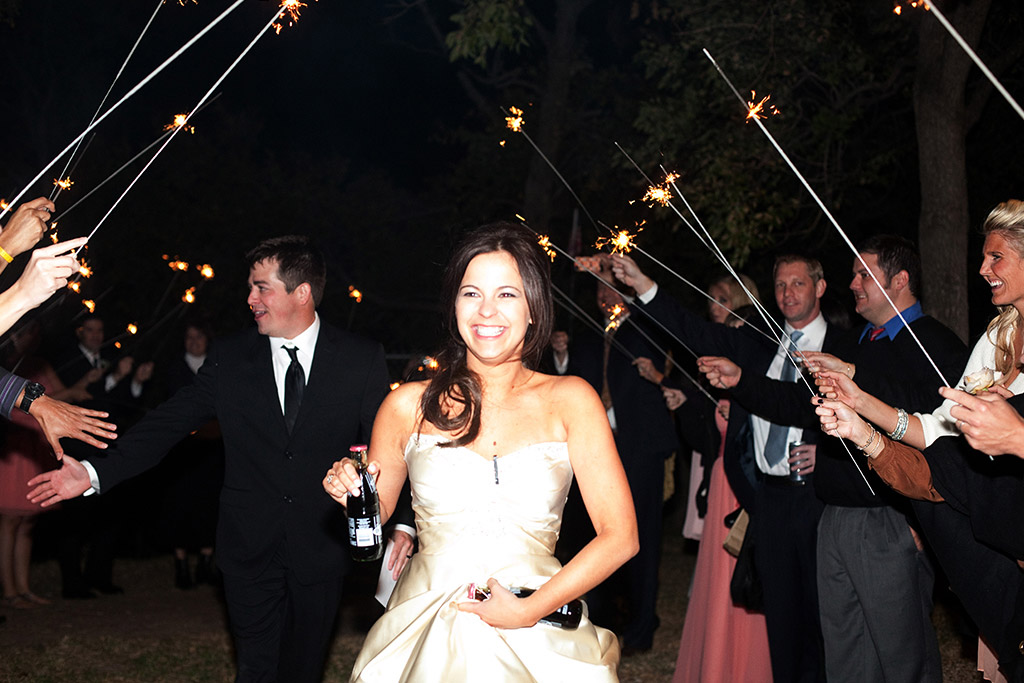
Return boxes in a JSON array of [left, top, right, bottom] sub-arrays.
[[0, 1, 474, 366]]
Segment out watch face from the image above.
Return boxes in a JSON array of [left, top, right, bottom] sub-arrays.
[[26, 383, 44, 398]]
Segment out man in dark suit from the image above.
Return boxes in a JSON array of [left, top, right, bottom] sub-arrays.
[[610, 252, 838, 682], [554, 264, 678, 654], [28, 236, 398, 683]]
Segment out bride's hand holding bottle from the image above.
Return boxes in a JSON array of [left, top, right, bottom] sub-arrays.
[[323, 457, 380, 507]]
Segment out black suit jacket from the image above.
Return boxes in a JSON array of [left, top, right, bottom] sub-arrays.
[[636, 290, 841, 512], [566, 317, 679, 459], [90, 322, 394, 584]]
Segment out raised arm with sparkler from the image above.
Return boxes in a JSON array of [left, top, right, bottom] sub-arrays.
[[0, 237, 88, 337], [0, 198, 54, 275]]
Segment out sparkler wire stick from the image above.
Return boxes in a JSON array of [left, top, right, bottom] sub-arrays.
[[0, 0, 246, 223], [550, 282, 719, 407], [704, 47, 951, 392], [54, 94, 222, 223], [502, 107, 599, 232], [51, 0, 166, 204], [923, 1, 1024, 124], [80, 4, 287, 253], [615, 152, 874, 495]]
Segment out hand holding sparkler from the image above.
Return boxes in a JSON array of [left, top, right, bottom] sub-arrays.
[[662, 386, 686, 412], [697, 356, 742, 390], [0, 198, 54, 271], [633, 357, 664, 386], [608, 254, 655, 297], [0, 237, 88, 336], [815, 399, 879, 456], [812, 370, 862, 409]]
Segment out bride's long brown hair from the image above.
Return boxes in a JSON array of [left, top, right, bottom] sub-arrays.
[[419, 222, 554, 447]]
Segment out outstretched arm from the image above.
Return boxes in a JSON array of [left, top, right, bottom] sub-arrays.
[[26, 393, 116, 458], [26, 454, 92, 507], [0, 237, 88, 336], [0, 197, 53, 275]]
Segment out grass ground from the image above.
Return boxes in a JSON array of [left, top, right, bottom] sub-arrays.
[[0, 506, 985, 682]]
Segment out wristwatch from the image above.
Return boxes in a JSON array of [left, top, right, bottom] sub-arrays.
[[19, 382, 45, 413]]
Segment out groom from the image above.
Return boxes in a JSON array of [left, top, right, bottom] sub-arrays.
[[30, 236, 393, 682]]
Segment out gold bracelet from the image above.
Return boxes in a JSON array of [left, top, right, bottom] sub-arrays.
[[0, 246, 13, 263], [857, 426, 878, 452], [864, 433, 885, 459]]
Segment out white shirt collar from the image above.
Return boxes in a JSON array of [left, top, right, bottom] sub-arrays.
[[783, 311, 827, 349], [268, 312, 321, 361]]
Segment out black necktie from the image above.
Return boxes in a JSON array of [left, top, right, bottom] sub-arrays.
[[283, 346, 304, 433]]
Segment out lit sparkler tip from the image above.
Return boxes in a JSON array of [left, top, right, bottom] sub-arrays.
[[176, 0, 198, 6], [78, 262, 93, 278], [499, 140, 506, 147], [127, 323, 138, 335], [0, 199, 8, 211], [746, 91, 780, 121], [892, 0, 929, 13], [82, 299, 96, 313], [537, 235, 557, 262], [641, 171, 680, 207], [168, 259, 189, 272], [348, 285, 363, 303], [182, 287, 196, 304], [164, 113, 195, 134], [594, 227, 642, 256], [198, 264, 214, 279], [53, 177, 74, 191], [505, 106, 525, 133], [50, 232, 59, 244], [424, 356, 439, 371], [390, 382, 401, 391], [604, 304, 626, 331], [115, 342, 122, 349], [68, 281, 81, 293], [274, 0, 309, 34]]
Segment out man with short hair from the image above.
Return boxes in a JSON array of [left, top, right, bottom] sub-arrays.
[[610, 252, 837, 682], [704, 235, 967, 682], [29, 236, 401, 682]]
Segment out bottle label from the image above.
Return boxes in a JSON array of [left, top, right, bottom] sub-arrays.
[[348, 515, 382, 547]]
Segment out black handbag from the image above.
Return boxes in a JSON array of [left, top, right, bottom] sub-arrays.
[[729, 516, 764, 612]]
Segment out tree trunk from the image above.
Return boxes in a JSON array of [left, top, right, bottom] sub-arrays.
[[522, 0, 592, 233], [914, 0, 991, 341]]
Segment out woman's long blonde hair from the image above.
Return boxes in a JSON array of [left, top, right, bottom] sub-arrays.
[[983, 200, 1024, 378]]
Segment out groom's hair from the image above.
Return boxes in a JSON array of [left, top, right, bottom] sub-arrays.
[[246, 235, 326, 306]]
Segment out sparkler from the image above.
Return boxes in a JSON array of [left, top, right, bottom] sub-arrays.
[[50, 0, 164, 204], [640, 173, 679, 207], [0, 199, 8, 211], [594, 226, 642, 256], [198, 264, 215, 279], [424, 356, 439, 371], [348, 286, 363, 303], [745, 91, 780, 121], [898, 1, 1024, 123], [53, 94, 222, 224], [164, 113, 195, 134], [68, 282, 81, 293], [78, 1, 299, 253], [127, 324, 138, 335], [500, 105, 598, 231], [0, 0, 247, 223], [82, 300, 96, 314], [273, 0, 310, 34], [53, 177, 74, 191], [182, 287, 196, 304], [167, 259, 190, 272], [537, 235, 557, 261], [704, 48, 951, 390], [78, 262, 92, 278]]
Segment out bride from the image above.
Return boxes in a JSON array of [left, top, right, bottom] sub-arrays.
[[324, 222, 638, 682]]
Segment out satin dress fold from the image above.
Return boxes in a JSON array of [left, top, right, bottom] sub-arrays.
[[350, 434, 620, 682]]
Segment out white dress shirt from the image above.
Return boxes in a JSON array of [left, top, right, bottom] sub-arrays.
[[751, 312, 828, 476], [268, 314, 320, 415]]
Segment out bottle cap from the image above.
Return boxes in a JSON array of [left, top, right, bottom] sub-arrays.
[[349, 444, 368, 452]]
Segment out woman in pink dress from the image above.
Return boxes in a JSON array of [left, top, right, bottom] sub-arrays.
[[671, 397, 772, 682], [0, 321, 97, 608]]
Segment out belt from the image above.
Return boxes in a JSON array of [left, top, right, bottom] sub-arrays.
[[763, 474, 807, 488]]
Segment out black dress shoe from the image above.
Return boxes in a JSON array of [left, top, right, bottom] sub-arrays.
[[62, 586, 97, 599], [175, 558, 194, 590], [90, 582, 124, 595], [194, 554, 220, 586]]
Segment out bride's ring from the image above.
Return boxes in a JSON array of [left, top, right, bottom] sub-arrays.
[[327, 474, 335, 484]]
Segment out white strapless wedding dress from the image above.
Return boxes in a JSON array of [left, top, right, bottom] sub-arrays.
[[350, 433, 619, 682]]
